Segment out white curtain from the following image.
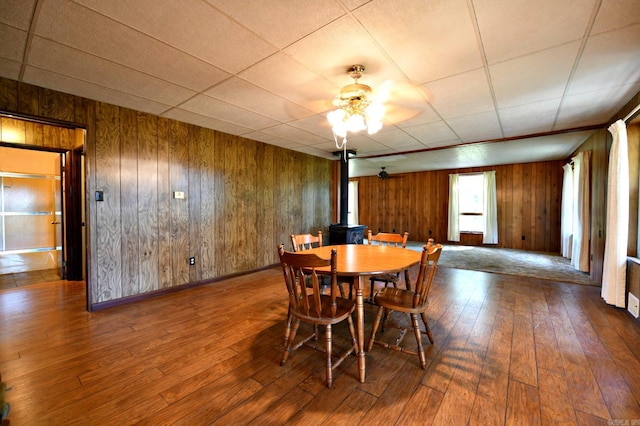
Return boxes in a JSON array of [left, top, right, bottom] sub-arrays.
[[482, 171, 498, 244], [447, 173, 460, 242], [571, 151, 591, 272], [347, 181, 359, 225], [601, 120, 629, 307], [561, 163, 574, 259]]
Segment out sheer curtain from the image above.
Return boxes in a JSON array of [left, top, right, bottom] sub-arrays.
[[561, 163, 574, 259], [571, 151, 591, 272], [601, 120, 629, 307], [482, 171, 498, 244], [447, 173, 460, 242]]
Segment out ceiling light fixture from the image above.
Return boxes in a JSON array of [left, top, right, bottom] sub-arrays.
[[327, 65, 384, 154]]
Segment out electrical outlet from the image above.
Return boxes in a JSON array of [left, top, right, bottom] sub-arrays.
[[189, 257, 195, 266], [628, 293, 639, 318]]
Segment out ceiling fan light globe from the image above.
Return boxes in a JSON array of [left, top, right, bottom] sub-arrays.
[[347, 113, 366, 132], [327, 108, 345, 125], [366, 102, 385, 121], [367, 119, 382, 135]]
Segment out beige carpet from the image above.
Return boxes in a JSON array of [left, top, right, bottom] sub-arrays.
[[407, 242, 598, 286]]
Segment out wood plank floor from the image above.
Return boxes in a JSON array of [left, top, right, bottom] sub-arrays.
[[1, 266, 639, 425]]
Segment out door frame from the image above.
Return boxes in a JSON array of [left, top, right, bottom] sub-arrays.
[[1, 113, 86, 288]]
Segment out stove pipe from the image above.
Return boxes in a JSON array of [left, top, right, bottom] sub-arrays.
[[335, 150, 355, 225]]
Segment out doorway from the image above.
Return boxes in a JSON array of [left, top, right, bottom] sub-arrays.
[[0, 139, 85, 288]]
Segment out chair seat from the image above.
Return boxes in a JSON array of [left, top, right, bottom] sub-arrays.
[[373, 287, 426, 314], [291, 294, 356, 325]]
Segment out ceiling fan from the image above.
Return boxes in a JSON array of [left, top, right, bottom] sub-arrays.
[[377, 166, 402, 179], [326, 64, 433, 135]]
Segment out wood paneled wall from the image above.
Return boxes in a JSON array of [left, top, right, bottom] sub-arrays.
[[354, 161, 564, 252], [0, 78, 334, 308]]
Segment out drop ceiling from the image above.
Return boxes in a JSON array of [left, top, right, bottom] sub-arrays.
[[1, 0, 639, 177]]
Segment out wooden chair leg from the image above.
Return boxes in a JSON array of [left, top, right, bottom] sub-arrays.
[[411, 314, 426, 369], [346, 314, 358, 354], [281, 318, 300, 366], [420, 312, 434, 344], [367, 306, 385, 351], [404, 269, 412, 291], [325, 324, 333, 388], [283, 305, 293, 346]]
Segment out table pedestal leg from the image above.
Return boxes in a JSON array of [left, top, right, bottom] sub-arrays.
[[356, 275, 366, 383]]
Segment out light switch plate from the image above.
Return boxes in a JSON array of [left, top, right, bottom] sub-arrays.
[[173, 191, 185, 199]]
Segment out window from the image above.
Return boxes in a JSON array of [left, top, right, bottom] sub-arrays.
[[458, 173, 484, 232]]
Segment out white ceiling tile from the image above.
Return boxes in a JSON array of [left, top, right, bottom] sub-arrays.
[[491, 42, 580, 109], [366, 127, 421, 149], [180, 94, 280, 130], [568, 25, 640, 94], [354, 0, 482, 83], [23, 67, 171, 115], [426, 68, 494, 119], [162, 108, 254, 136], [287, 114, 334, 139], [283, 15, 399, 86], [259, 123, 330, 146], [446, 111, 503, 142], [28, 37, 197, 106], [208, 0, 346, 49], [0, 23, 26, 61], [75, 0, 277, 73], [205, 77, 315, 122], [239, 53, 338, 113], [590, 0, 640, 34], [0, 58, 21, 80], [35, 0, 231, 92], [499, 98, 561, 135], [402, 120, 460, 147], [0, 0, 36, 29], [474, 0, 594, 64], [556, 83, 640, 128]]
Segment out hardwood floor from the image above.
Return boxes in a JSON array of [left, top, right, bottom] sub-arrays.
[[1, 266, 639, 425]]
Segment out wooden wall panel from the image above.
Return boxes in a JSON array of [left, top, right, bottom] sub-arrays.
[[353, 161, 565, 253], [169, 120, 190, 286], [17, 82, 39, 116], [256, 142, 275, 266], [238, 136, 258, 272], [137, 112, 159, 294], [188, 125, 202, 283], [199, 127, 216, 280], [40, 88, 75, 122], [0, 78, 18, 110], [94, 102, 122, 302], [119, 108, 139, 297], [157, 117, 172, 288], [213, 132, 227, 277], [223, 134, 239, 275]]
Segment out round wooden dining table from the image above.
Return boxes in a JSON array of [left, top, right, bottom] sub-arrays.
[[303, 243, 422, 383]]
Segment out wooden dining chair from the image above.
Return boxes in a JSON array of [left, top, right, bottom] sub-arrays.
[[290, 232, 351, 298], [367, 230, 410, 300], [290, 231, 323, 251], [277, 244, 358, 388], [367, 241, 442, 369]]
